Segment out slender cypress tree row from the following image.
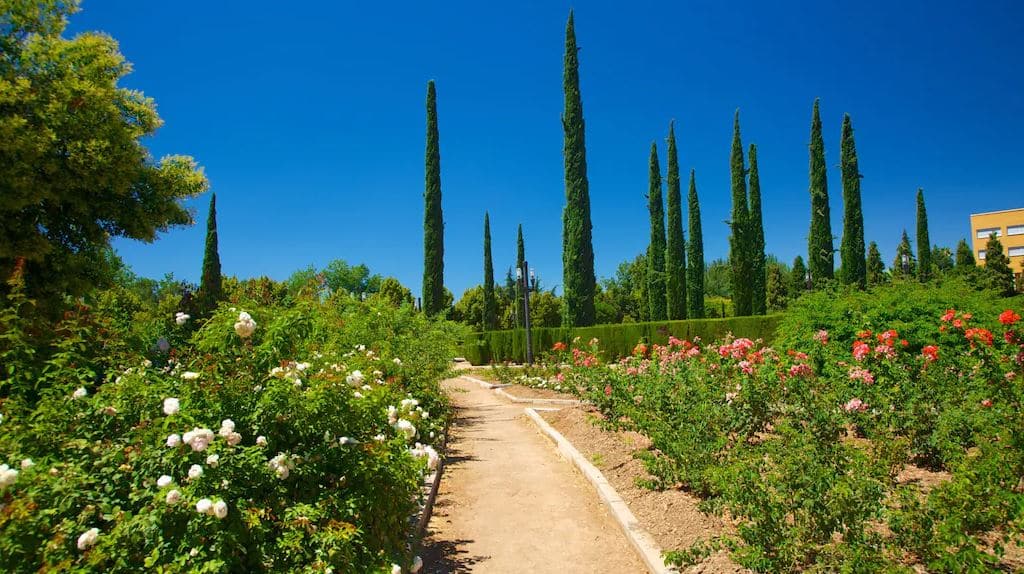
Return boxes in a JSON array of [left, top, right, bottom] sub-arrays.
[[838, 114, 866, 288], [665, 122, 687, 320], [807, 99, 834, 286], [198, 193, 222, 315], [422, 80, 445, 315], [514, 224, 525, 327], [916, 188, 931, 282], [482, 213, 496, 330], [867, 241, 886, 286], [728, 111, 752, 316], [646, 142, 667, 321], [748, 143, 766, 315], [561, 10, 596, 327], [686, 169, 705, 318], [955, 239, 975, 267]]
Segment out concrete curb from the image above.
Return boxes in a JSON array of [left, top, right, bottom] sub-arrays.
[[460, 375, 582, 406], [524, 407, 676, 574], [413, 421, 450, 539]]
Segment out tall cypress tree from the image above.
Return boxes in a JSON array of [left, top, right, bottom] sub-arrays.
[[686, 169, 705, 318], [646, 142, 667, 321], [916, 188, 931, 282], [665, 122, 687, 320], [482, 213, 496, 330], [867, 241, 886, 286], [561, 10, 596, 327], [838, 114, 866, 288], [791, 255, 808, 295], [422, 80, 445, 315], [983, 234, 1015, 295], [514, 224, 526, 327], [198, 193, 223, 315], [955, 238, 976, 267], [807, 99, 834, 286], [748, 143, 766, 315], [728, 111, 752, 316]]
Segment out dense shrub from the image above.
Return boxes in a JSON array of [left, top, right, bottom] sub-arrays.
[[0, 285, 459, 573], [563, 302, 1024, 572], [460, 314, 783, 365]]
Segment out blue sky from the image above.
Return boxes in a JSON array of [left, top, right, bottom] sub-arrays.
[[68, 1, 1024, 300]]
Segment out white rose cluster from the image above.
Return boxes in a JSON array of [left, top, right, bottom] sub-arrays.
[[269, 361, 308, 388], [410, 443, 440, 471], [163, 397, 180, 416], [346, 370, 365, 386], [77, 527, 100, 551], [174, 311, 190, 325], [268, 453, 295, 480], [195, 498, 229, 519], [0, 463, 18, 488], [234, 311, 257, 338], [219, 419, 242, 446], [182, 428, 215, 452]]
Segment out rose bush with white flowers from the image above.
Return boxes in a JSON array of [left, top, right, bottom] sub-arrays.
[[0, 288, 462, 573]]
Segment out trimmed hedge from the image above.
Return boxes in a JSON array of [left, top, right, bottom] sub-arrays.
[[459, 314, 784, 365]]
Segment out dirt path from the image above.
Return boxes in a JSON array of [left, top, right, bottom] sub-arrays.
[[420, 377, 647, 573]]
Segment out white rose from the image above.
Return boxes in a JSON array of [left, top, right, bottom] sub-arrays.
[[157, 475, 173, 488], [226, 432, 242, 446], [188, 464, 203, 480], [72, 387, 88, 399], [166, 433, 181, 448], [165, 489, 182, 505], [256, 436, 268, 447], [0, 464, 18, 488], [196, 498, 213, 515], [391, 564, 401, 574], [346, 370, 365, 386], [219, 419, 235, 436], [181, 371, 200, 380], [206, 454, 219, 468], [20, 458, 33, 469], [163, 397, 180, 416], [76, 527, 100, 551], [395, 419, 416, 441], [213, 500, 228, 519]]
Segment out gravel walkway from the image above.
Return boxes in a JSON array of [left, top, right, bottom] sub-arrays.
[[420, 377, 646, 573]]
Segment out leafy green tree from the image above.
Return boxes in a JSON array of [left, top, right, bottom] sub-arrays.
[[916, 189, 932, 281], [892, 230, 917, 279], [561, 10, 597, 327], [931, 245, 954, 274], [791, 255, 808, 296], [197, 193, 223, 316], [600, 255, 646, 322], [982, 233, 1015, 295], [807, 99, 834, 286], [867, 241, 887, 286], [665, 122, 687, 320], [705, 259, 732, 298], [482, 213, 496, 330], [646, 142, 667, 321], [422, 80, 445, 315], [687, 170, 705, 318], [530, 290, 563, 328], [375, 277, 414, 307], [728, 111, 752, 316], [748, 144, 766, 315], [0, 1, 208, 307], [955, 239, 976, 267], [323, 260, 381, 298], [452, 285, 485, 330], [766, 262, 790, 312], [838, 114, 866, 288]]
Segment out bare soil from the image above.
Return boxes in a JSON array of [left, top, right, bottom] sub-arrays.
[[540, 406, 748, 574], [420, 378, 647, 573]]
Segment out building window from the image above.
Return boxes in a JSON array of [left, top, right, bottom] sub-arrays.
[[1009, 246, 1024, 257], [978, 250, 987, 260], [977, 227, 1001, 239], [1008, 224, 1024, 236]]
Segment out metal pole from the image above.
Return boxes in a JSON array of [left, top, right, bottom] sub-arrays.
[[521, 260, 533, 365]]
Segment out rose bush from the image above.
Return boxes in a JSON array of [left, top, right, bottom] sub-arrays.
[[0, 282, 459, 573], [561, 305, 1024, 572]]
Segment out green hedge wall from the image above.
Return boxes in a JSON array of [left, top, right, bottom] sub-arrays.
[[458, 314, 784, 365]]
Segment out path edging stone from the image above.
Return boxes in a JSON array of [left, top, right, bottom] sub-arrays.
[[524, 407, 676, 574]]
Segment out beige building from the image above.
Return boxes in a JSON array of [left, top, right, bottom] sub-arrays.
[[970, 208, 1024, 276]]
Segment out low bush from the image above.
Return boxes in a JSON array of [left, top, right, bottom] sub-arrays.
[[562, 301, 1024, 572], [0, 283, 458, 573], [460, 314, 783, 365]]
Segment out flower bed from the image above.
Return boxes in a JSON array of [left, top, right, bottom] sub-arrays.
[[0, 291, 457, 573], [558, 308, 1024, 572]]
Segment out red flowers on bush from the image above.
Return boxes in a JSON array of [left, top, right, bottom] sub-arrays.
[[852, 340, 871, 361], [999, 309, 1021, 326], [964, 327, 994, 348], [921, 345, 939, 362], [552, 341, 567, 352], [633, 343, 649, 357]]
